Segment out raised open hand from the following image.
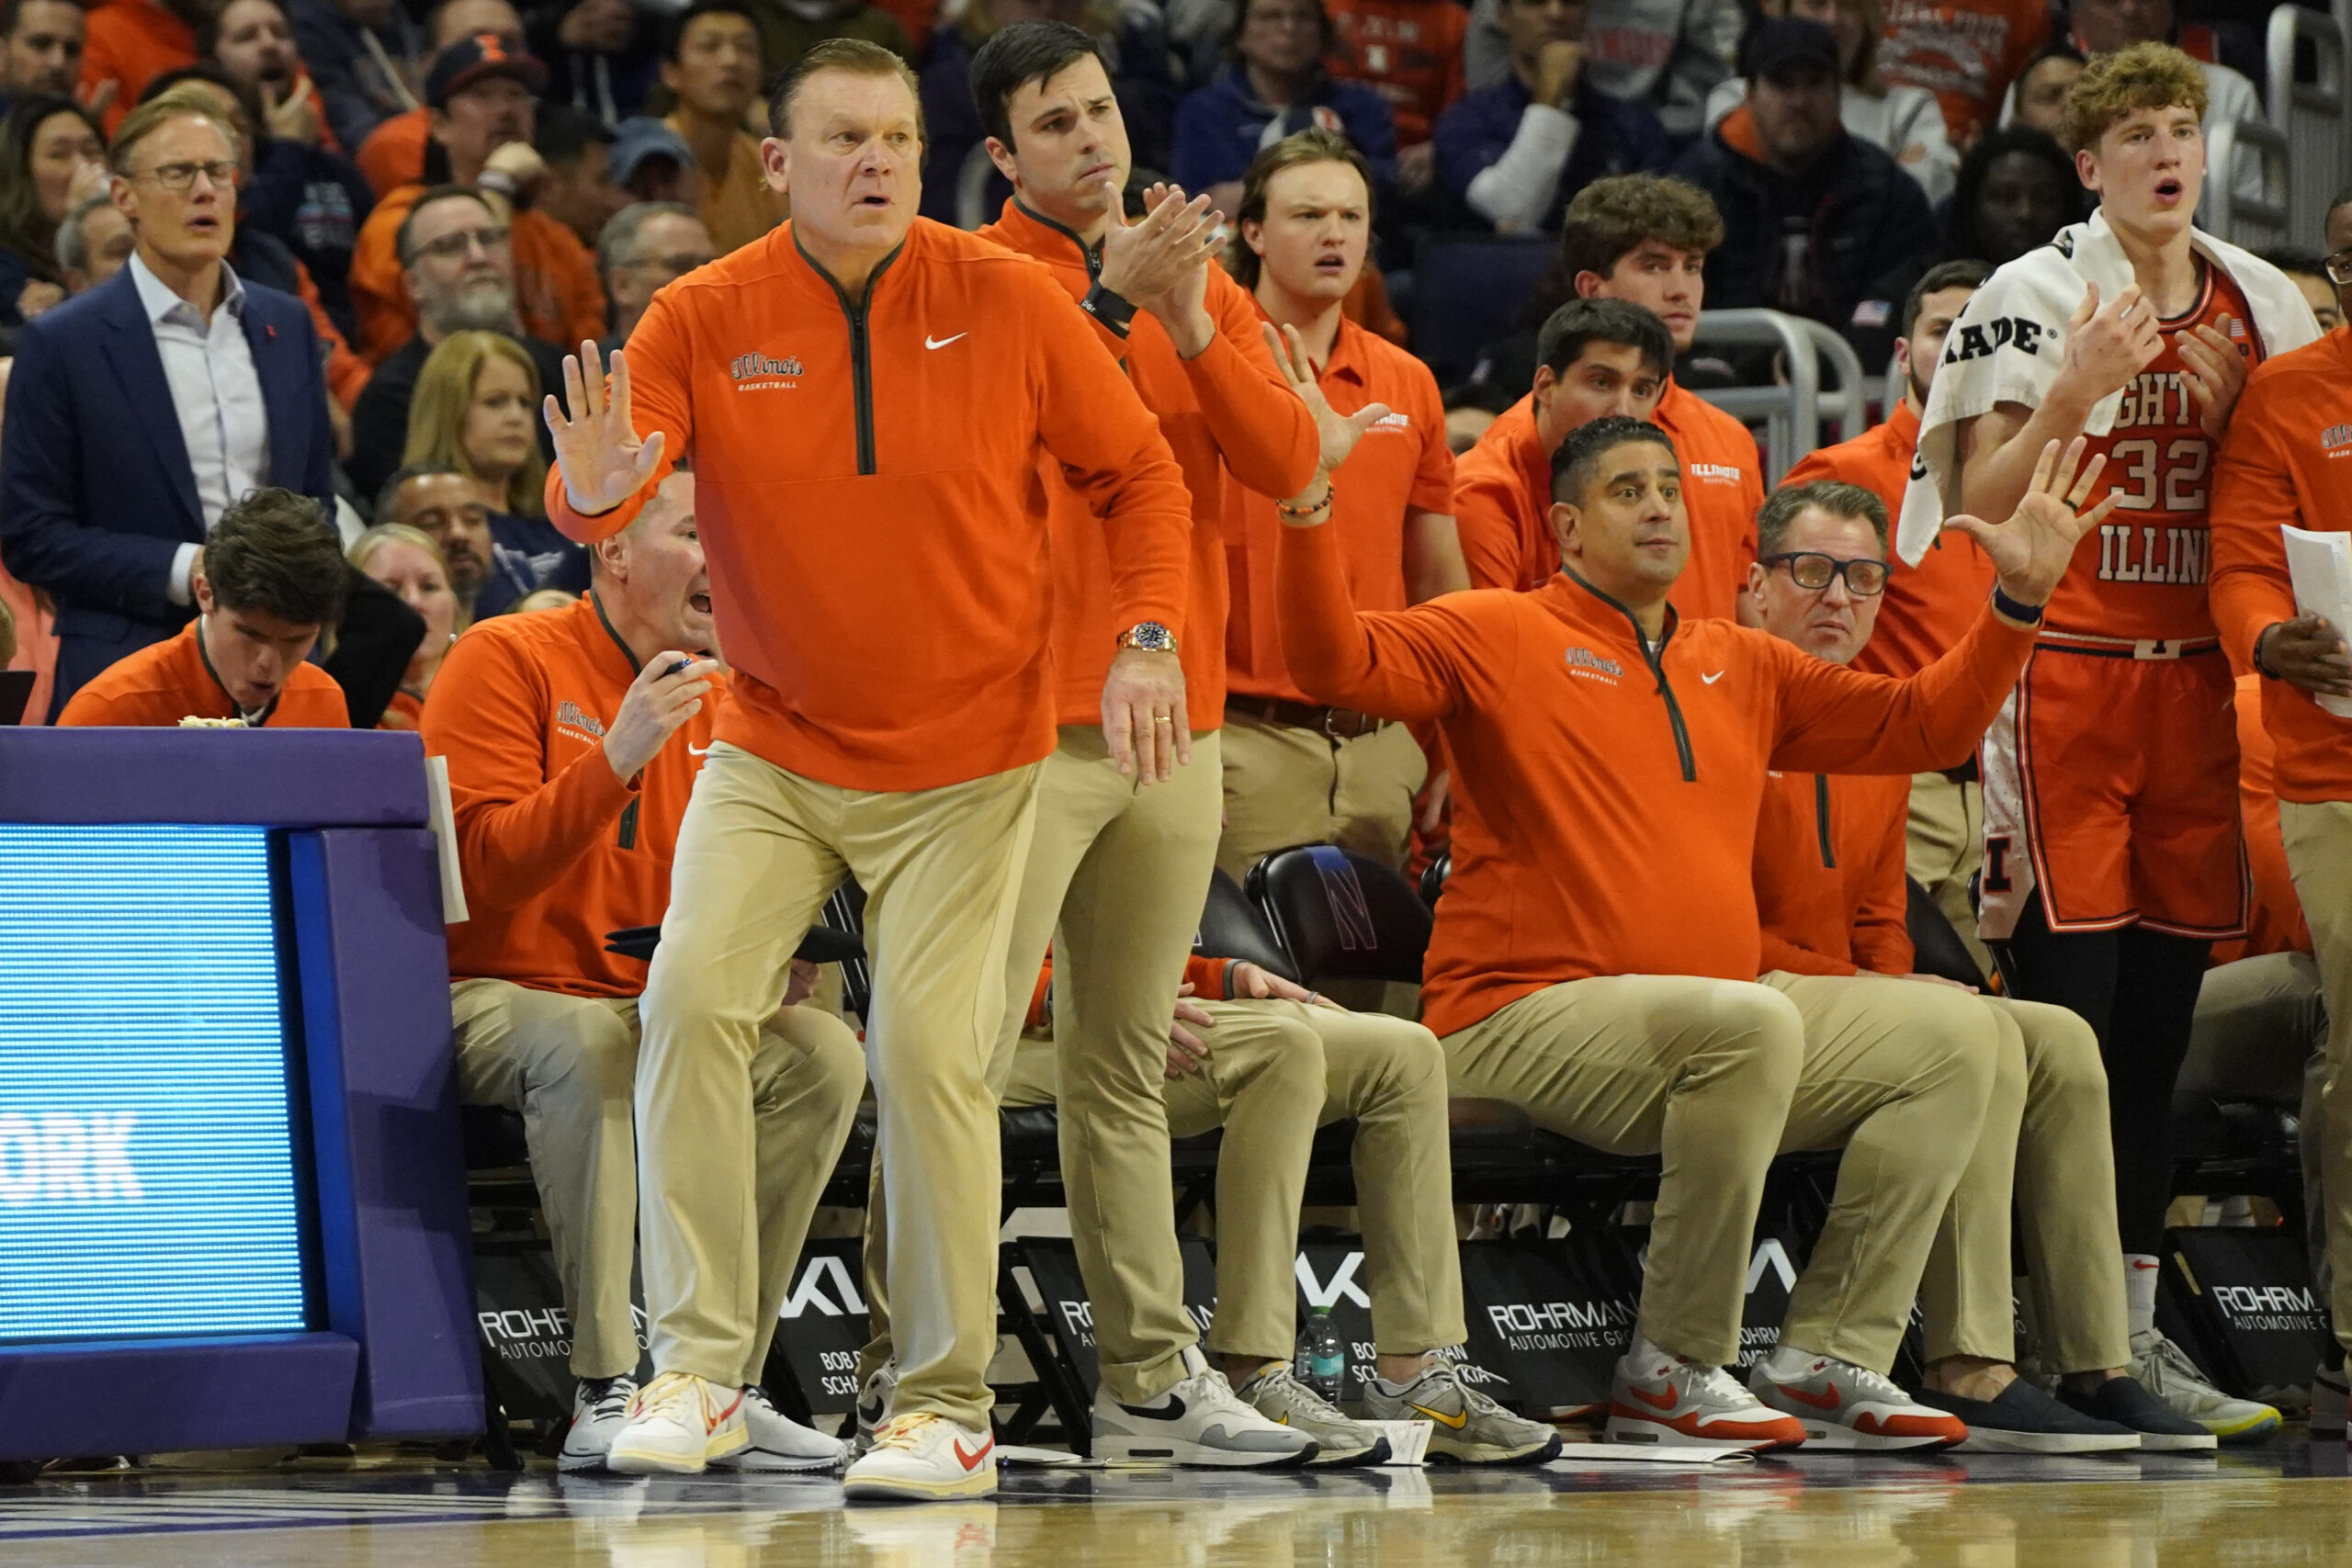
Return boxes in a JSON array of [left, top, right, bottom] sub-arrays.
[[544, 340, 665, 516], [1939, 435, 2120, 608], [1261, 321, 1389, 475]]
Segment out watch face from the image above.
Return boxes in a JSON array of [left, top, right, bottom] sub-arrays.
[[1127, 622, 1175, 652]]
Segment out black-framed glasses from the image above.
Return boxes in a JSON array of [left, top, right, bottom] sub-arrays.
[[1761, 551, 1888, 595], [411, 224, 513, 261], [2326, 247, 2352, 286], [137, 159, 242, 191]]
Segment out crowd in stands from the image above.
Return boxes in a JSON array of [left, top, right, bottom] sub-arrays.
[[2, 0, 2343, 1498]]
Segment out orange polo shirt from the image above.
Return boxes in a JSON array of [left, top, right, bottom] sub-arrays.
[[1454, 394, 1552, 593], [1276, 523, 2034, 1035], [349, 183, 606, 361], [1783, 400, 1994, 679], [81, 0, 195, 135], [1226, 312, 1453, 707], [1752, 766, 1916, 977], [2212, 327, 2352, 803], [1655, 378, 1762, 624], [56, 620, 350, 728], [422, 595, 711, 997], [978, 201, 1317, 731], [542, 219, 1193, 793]]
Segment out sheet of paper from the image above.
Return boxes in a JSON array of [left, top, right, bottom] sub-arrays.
[[2282, 525, 2352, 718], [1362, 1418, 1431, 1466], [424, 754, 469, 924]]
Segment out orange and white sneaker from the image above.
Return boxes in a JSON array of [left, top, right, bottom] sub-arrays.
[[1747, 1349, 1967, 1452], [1605, 1342, 1806, 1450], [605, 1371, 750, 1475], [843, 1412, 1001, 1503]]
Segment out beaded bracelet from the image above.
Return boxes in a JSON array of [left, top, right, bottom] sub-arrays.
[[1275, 483, 1335, 519]]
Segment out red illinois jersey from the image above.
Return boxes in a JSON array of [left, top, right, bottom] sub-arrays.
[[2051, 265, 2262, 643]]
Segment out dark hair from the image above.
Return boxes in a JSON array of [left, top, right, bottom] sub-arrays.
[[0, 94, 99, 288], [1225, 127, 1372, 290], [663, 0, 758, 62], [1757, 479, 1887, 555], [1898, 257, 1989, 337], [2328, 190, 2352, 244], [373, 460, 468, 525], [970, 20, 1102, 150], [0, 0, 79, 42], [1550, 415, 1678, 504], [533, 100, 614, 168], [1943, 124, 2082, 267], [768, 36, 922, 140], [395, 182, 494, 265], [1535, 298, 1672, 379], [2259, 246, 2328, 280], [1223, 0, 1333, 61], [194, 0, 285, 63], [204, 488, 350, 626]]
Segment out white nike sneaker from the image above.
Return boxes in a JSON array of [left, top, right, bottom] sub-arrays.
[[853, 1361, 899, 1457], [605, 1371, 750, 1475], [711, 1384, 849, 1471], [556, 1374, 637, 1473], [1231, 1362, 1391, 1466], [1605, 1345, 1806, 1450], [1747, 1351, 1967, 1452], [2128, 1328, 2281, 1445], [1090, 1346, 1319, 1467], [842, 1412, 1000, 1502]]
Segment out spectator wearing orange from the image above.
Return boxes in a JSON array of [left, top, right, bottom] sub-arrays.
[[0, 95, 104, 325], [1743, 477, 2206, 1455], [58, 487, 349, 727], [1324, 0, 1464, 191], [1556, 174, 1762, 623], [662, 0, 786, 256], [1272, 408, 2119, 1450], [349, 0, 519, 197], [0, 0, 88, 104], [406, 329, 587, 616], [1876, 0, 2049, 149], [79, 0, 203, 134], [419, 467, 863, 1477], [347, 522, 458, 726], [1453, 295, 1668, 592], [1218, 130, 1463, 883], [1783, 257, 1991, 972], [347, 35, 605, 361]]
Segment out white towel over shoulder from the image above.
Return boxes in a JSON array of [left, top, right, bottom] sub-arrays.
[[1894, 209, 2321, 566]]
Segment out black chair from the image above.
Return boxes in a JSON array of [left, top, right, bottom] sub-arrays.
[[1244, 843, 1433, 988], [1197, 866, 1301, 982], [1408, 232, 1555, 389], [1419, 852, 1450, 910], [1905, 876, 1987, 987]]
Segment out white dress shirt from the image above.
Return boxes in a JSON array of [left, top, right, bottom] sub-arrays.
[[131, 251, 271, 604]]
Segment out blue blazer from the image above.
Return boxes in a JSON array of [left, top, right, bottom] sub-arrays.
[[0, 263, 337, 707]]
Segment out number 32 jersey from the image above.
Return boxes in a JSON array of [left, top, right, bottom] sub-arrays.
[[2050, 263, 2262, 643]]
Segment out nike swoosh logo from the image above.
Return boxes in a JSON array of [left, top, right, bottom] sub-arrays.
[[925, 333, 967, 350], [1779, 1382, 1843, 1411], [711, 1392, 745, 1426], [1408, 1402, 1469, 1430], [1624, 1383, 1679, 1412], [954, 1437, 993, 1471], [1114, 1393, 1188, 1423], [1702, 671, 1725, 684], [688, 744, 712, 756]]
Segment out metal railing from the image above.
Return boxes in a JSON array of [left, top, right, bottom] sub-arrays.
[[2269, 1, 2346, 247], [2205, 118, 2294, 252], [1686, 310, 1870, 485]]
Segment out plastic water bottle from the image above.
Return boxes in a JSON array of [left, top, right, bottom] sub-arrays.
[[1295, 1307, 1346, 1404]]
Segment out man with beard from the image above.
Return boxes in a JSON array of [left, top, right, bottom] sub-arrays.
[[0, 0, 84, 113], [348, 185, 567, 498], [378, 461, 492, 616]]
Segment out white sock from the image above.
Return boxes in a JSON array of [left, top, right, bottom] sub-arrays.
[[1627, 1329, 1692, 1369], [1762, 1343, 1824, 1381], [2124, 1254, 2162, 1337]]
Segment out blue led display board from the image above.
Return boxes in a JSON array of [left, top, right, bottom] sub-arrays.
[[0, 825, 311, 1342]]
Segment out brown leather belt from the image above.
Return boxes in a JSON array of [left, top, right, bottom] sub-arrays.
[[1227, 695, 1392, 740]]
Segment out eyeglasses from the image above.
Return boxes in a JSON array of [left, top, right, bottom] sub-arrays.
[[411, 224, 513, 261], [624, 251, 717, 276], [137, 159, 242, 191], [1760, 551, 1888, 595], [2325, 247, 2352, 286]]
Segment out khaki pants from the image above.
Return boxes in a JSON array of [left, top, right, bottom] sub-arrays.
[[2276, 800, 2352, 1351], [450, 978, 865, 1381], [1003, 998, 1466, 1362], [639, 742, 1038, 1427], [1908, 771, 1991, 980], [858, 728, 1220, 1404], [1216, 711, 1427, 882], [2184, 952, 2329, 1296], [1444, 972, 1995, 1371], [1917, 995, 2126, 1373]]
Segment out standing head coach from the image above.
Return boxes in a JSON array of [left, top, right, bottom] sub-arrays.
[[539, 38, 1196, 1502], [0, 93, 340, 719]]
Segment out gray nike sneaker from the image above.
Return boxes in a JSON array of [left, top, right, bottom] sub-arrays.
[[1360, 1359, 1563, 1464], [1231, 1363, 1392, 1467], [1090, 1346, 1318, 1467], [852, 1361, 898, 1458], [2129, 1328, 2280, 1445]]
